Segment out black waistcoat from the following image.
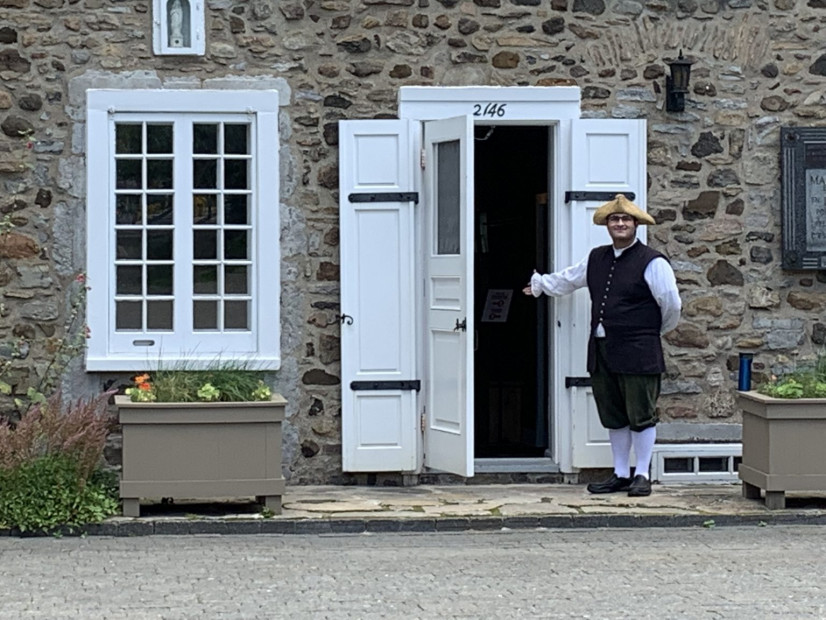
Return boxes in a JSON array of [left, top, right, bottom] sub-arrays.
[[586, 241, 666, 375]]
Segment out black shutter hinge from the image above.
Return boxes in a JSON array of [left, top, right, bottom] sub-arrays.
[[565, 191, 635, 203]]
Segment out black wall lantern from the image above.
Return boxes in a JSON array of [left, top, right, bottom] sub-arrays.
[[665, 50, 694, 113]]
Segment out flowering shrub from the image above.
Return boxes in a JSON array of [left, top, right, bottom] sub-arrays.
[[0, 390, 118, 532], [125, 369, 273, 403], [0, 270, 116, 533]]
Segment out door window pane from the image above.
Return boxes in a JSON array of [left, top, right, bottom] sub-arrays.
[[116, 124, 142, 154], [146, 124, 173, 154], [225, 265, 248, 294], [224, 230, 248, 259], [116, 265, 142, 295], [193, 159, 217, 189], [193, 230, 217, 259], [194, 300, 217, 329], [147, 230, 173, 261], [147, 195, 174, 225], [116, 301, 142, 329], [147, 159, 173, 189], [224, 124, 249, 154], [193, 265, 218, 294], [193, 123, 218, 154], [224, 195, 248, 225], [116, 231, 142, 260], [116, 195, 142, 225], [225, 300, 248, 329], [147, 265, 173, 295], [193, 194, 217, 224], [224, 160, 248, 190], [116, 159, 142, 190], [436, 140, 460, 255], [147, 300, 173, 330]]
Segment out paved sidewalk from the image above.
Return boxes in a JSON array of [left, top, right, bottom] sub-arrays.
[[8, 482, 825, 537]]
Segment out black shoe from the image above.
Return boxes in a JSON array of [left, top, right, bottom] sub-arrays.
[[627, 474, 652, 497], [587, 474, 632, 494]]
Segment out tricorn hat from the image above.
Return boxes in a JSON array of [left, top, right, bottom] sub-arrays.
[[592, 194, 656, 226]]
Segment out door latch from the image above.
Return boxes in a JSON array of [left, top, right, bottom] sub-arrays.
[[454, 318, 467, 332]]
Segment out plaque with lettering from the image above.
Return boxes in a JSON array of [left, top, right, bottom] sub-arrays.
[[781, 127, 826, 269]]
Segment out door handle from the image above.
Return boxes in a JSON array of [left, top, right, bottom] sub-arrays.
[[454, 318, 467, 332]]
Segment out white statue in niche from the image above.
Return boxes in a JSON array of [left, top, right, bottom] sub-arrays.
[[168, 0, 185, 47]]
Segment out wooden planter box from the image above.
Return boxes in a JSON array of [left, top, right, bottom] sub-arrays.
[[116, 394, 286, 517], [737, 390, 826, 509]]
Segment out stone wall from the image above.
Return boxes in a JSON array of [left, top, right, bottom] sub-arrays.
[[2, 0, 826, 483]]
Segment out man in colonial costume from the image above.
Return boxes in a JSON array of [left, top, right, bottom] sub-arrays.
[[523, 194, 681, 496]]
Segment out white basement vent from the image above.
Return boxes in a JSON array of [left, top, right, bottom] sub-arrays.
[[650, 444, 742, 484]]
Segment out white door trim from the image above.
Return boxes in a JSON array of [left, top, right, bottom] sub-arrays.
[[400, 86, 582, 474]]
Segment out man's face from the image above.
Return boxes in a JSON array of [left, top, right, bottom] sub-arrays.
[[606, 213, 637, 246]]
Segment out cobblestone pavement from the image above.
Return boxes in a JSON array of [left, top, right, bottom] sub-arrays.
[[3, 525, 825, 619]]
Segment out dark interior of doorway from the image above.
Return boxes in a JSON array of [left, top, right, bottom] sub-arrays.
[[474, 125, 550, 459]]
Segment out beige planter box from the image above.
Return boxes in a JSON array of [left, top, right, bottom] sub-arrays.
[[737, 390, 826, 509], [116, 394, 286, 517]]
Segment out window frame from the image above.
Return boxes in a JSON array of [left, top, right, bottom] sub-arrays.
[[153, 0, 206, 56], [85, 89, 280, 371]]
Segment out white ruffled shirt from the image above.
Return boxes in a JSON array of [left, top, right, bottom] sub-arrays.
[[529, 240, 681, 336]]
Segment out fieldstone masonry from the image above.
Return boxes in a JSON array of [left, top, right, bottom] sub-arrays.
[[2, 0, 826, 483]]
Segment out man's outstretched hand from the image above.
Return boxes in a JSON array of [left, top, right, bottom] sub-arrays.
[[523, 270, 537, 296]]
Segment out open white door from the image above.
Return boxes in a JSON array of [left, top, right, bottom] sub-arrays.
[[568, 118, 647, 469], [339, 120, 419, 472], [422, 116, 475, 477]]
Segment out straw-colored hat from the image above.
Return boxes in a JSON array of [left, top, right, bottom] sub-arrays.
[[592, 194, 656, 226]]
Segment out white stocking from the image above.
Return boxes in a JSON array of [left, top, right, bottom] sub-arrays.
[[631, 426, 657, 479], [608, 427, 632, 479]]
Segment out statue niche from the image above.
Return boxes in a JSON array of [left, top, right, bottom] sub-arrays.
[[167, 0, 190, 48]]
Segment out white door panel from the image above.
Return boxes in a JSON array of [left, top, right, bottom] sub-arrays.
[[430, 331, 464, 433], [568, 118, 647, 469], [339, 120, 418, 472], [423, 115, 474, 477], [354, 209, 404, 372]]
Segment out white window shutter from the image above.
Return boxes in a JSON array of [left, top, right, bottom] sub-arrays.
[[567, 118, 647, 469], [339, 119, 419, 472]]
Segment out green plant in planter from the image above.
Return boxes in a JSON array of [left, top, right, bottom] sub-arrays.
[[757, 354, 826, 399], [125, 363, 273, 403]]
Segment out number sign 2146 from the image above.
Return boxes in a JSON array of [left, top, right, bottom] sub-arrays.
[[473, 103, 507, 117]]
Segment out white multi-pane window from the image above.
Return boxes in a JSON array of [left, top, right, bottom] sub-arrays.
[[85, 90, 280, 371]]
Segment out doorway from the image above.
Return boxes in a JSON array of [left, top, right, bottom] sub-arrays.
[[473, 125, 551, 459]]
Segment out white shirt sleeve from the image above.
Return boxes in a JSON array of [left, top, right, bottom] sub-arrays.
[[530, 255, 589, 297], [644, 257, 682, 334]]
